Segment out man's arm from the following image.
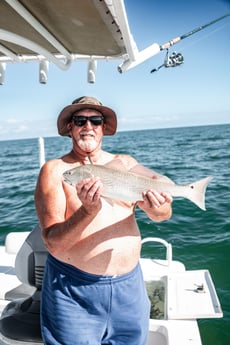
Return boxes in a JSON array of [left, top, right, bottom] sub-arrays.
[[34, 160, 102, 255]]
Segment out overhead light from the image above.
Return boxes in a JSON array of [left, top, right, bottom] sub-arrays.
[[0, 62, 6, 85], [39, 60, 49, 84], [87, 59, 97, 83]]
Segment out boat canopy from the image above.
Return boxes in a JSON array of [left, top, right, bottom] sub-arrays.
[[0, 0, 160, 83]]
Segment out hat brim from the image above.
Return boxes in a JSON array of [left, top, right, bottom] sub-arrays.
[[57, 103, 117, 136]]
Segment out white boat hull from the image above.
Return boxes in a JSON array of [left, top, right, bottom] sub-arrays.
[[0, 231, 222, 345]]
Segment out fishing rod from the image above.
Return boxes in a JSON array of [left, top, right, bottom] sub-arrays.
[[151, 12, 230, 73]]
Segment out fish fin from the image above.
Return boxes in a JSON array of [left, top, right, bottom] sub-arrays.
[[185, 176, 213, 210], [103, 160, 174, 186], [129, 164, 175, 184]]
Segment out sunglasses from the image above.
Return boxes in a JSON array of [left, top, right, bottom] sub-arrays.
[[72, 115, 104, 127]]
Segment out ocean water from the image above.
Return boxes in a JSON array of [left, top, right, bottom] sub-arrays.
[[0, 124, 229, 345]]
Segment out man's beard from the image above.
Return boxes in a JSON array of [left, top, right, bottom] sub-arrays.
[[77, 138, 98, 153]]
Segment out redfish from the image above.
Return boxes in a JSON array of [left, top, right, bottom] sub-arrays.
[[63, 164, 212, 210]]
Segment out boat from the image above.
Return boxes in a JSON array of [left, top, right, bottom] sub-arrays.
[[0, 224, 223, 345], [0, 1, 224, 344], [1, 0, 229, 83], [0, 0, 162, 84]]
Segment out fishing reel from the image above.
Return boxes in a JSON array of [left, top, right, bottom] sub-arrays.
[[164, 50, 184, 67], [151, 49, 184, 73]]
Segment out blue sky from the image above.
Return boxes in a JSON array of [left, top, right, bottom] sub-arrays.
[[0, 0, 230, 140]]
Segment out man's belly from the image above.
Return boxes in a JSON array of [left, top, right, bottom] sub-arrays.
[[57, 232, 141, 275], [57, 200, 142, 275]]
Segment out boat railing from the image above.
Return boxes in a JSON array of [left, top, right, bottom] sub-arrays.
[[141, 237, 172, 267], [38, 137, 45, 168]]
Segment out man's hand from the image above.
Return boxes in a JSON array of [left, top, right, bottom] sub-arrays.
[[76, 177, 103, 215], [137, 190, 173, 221]]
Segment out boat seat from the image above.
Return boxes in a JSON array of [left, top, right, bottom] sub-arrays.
[[15, 224, 47, 290], [0, 224, 47, 343], [0, 231, 30, 300]]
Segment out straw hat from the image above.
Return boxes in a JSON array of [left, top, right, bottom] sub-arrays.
[[57, 96, 117, 136]]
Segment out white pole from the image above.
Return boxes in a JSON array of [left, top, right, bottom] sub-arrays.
[[38, 137, 45, 168]]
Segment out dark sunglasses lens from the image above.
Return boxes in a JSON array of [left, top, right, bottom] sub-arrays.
[[73, 116, 87, 126], [90, 116, 104, 125], [73, 116, 103, 126]]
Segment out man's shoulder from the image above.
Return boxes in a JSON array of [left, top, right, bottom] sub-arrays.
[[43, 157, 63, 168], [41, 157, 68, 177]]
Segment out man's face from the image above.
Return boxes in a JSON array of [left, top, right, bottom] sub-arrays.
[[69, 109, 105, 153]]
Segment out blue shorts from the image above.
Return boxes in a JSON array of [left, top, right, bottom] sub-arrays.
[[41, 254, 150, 345]]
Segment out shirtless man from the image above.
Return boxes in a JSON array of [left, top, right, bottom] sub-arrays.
[[35, 96, 173, 345]]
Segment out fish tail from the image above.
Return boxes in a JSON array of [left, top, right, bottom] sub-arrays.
[[185, 176, 213, 210]]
